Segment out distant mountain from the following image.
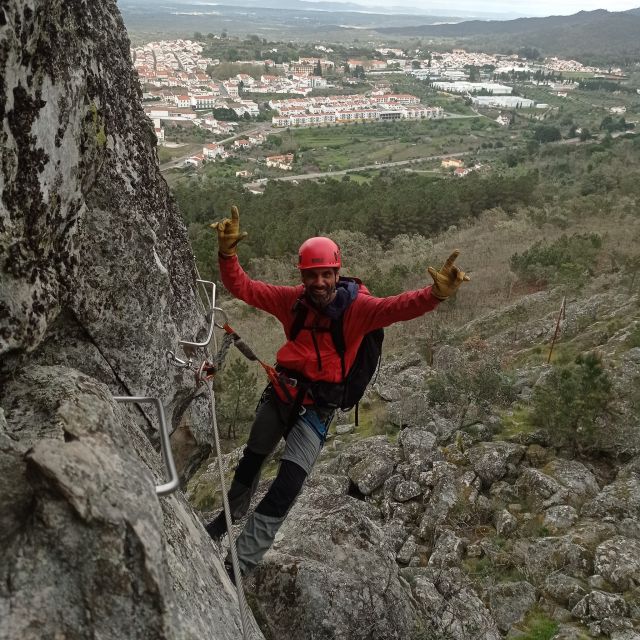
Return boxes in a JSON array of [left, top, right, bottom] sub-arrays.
[[376, 9, 640, 65]]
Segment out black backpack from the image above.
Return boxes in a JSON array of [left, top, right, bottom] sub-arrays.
[[288, 286, 384, 422]]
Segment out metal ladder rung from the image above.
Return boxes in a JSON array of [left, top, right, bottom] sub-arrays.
[[114, 396, 179, 496]]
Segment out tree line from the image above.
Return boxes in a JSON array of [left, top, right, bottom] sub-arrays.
[[176, 171, 539, 281]]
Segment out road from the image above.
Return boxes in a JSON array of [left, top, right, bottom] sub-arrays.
[[272, 150, 474, 182]]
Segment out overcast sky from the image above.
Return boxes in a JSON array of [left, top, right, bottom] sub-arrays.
[[307, 0, 640, 17]]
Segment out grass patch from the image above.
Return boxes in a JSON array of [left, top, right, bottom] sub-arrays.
[[333, 398, 400, 443], [514, 611, 559, 640], [498, 406, 535, 440]]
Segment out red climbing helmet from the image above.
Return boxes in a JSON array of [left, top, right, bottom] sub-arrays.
[[298, 237, 341, 270]]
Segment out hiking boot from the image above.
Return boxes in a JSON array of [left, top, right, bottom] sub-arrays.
[[205, 512, 228, 541]]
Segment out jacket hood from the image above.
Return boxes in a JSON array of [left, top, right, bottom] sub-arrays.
[[322, 278, 359, 320]]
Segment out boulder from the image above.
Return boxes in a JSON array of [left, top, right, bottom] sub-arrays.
[[386, 393, 432, 430], [348, 456, 395, 496], [396, 535, 418, 565], [582, 472, 640, 521], [495, 509, 518, 537], [428, 529, 465, 569], [515, 467, 565, 510], [542, 459, 600, 507], [417, 464, 459, 540], [594, 536, 640, 591], [248, 490, 418, 640], [542, 505, 578, 533], [408, 568, 501, 640], [466, 442, 525, 487], [524, 443, 553, 467], [571, 590, 630, 635], [542, 573, 587, 609], [394, 480, 422, 502], [488, 581, 537, 632], [490, 480, 520, 505], [335, 423, 354, 435], [567, 519, 618, 551], [398, 427, 441, 466], [0, 367, 251, 639], [517, 536, 592, 584]]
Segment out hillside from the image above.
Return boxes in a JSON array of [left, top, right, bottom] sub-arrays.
[[376, 9, 640, 65], [188, 146, 640, 637]]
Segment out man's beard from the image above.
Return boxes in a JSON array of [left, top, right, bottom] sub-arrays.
[[307, 283, 336, 308]]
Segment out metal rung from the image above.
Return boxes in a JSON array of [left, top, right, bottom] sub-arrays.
[[114, 396, 179, 496], [179, 279, 217, 349]]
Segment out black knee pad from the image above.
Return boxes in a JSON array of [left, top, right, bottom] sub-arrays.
[[235, 448, 267, 487], [256, 460, 307, 519]]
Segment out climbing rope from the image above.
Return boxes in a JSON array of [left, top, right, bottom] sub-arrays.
[[168, 304, 265, 640], [201, 374, 255, 640]]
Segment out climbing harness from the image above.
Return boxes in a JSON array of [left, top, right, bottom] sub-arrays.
[[113, 395, 179, 497]]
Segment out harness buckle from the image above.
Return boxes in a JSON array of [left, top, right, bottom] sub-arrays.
[[278, 373, 297, 388]]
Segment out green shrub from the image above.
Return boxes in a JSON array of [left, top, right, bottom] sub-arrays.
[[427, 354, 516, 427], [529, 352, 612, 454], [510, 233, 602, 286], [516, 612, 559, 640]]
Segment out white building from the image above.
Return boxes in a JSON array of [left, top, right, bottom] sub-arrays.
[[472, 96, 534, 108], [432, 81, 513, 95], [203, 143, 226, 160]]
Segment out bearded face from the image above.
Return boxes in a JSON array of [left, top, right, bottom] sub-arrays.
[[301, 267, 338, 308]]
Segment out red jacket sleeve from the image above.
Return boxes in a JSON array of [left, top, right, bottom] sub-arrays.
[[219, 254, 301, 325], [345, 286, 440, 336]]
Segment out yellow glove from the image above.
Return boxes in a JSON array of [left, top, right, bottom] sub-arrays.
[[428, 249, 470, 300], [209, 205, 248, 257]]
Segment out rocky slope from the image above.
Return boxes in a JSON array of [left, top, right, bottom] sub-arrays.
[[1, 1, 260, 638], [191, 288, 640, 639]]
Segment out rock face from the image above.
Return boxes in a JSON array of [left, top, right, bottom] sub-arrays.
[[250, 485, 418, 640], [190, 340, 640, 640], [1, 2, 256, 638], [0, 0, 212, 449]]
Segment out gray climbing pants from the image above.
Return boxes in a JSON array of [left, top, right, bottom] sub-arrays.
[[224, 388, 333, 575]]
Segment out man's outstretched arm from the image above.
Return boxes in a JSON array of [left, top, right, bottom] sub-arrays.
[[210, 205, 299, 320], [351, 250, 471, 331]]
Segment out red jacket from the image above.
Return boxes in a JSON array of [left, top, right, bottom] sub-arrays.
[[220, 255, 440, 389]]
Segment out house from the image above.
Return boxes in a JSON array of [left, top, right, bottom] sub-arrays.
[[174, 94, 191, 108], [235, 170, 252, 178], [496, 114, 511, 126], [192, 94, 216, 109], [153, 118, 165, 143], [442, 158, 465, 169], [202, 143, 226, 160], [235, 73, 255, 87], [233, 138, 250, 149], [222, 81, 240, 98], [454, 167, 471, 177], [248, 132, 265, 145], [266, 153, 294, 170], [184, 153, 204, 167]]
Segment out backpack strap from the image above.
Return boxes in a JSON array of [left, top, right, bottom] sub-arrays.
[[329, 315, 347, 381], [289, 298, 308, 342]]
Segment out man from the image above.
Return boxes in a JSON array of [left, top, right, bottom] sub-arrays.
[[206, 205, 469, 577]]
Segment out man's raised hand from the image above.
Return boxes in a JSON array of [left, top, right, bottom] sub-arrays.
[[210, 205, 248, 257], [428, 249, 471, 300]]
